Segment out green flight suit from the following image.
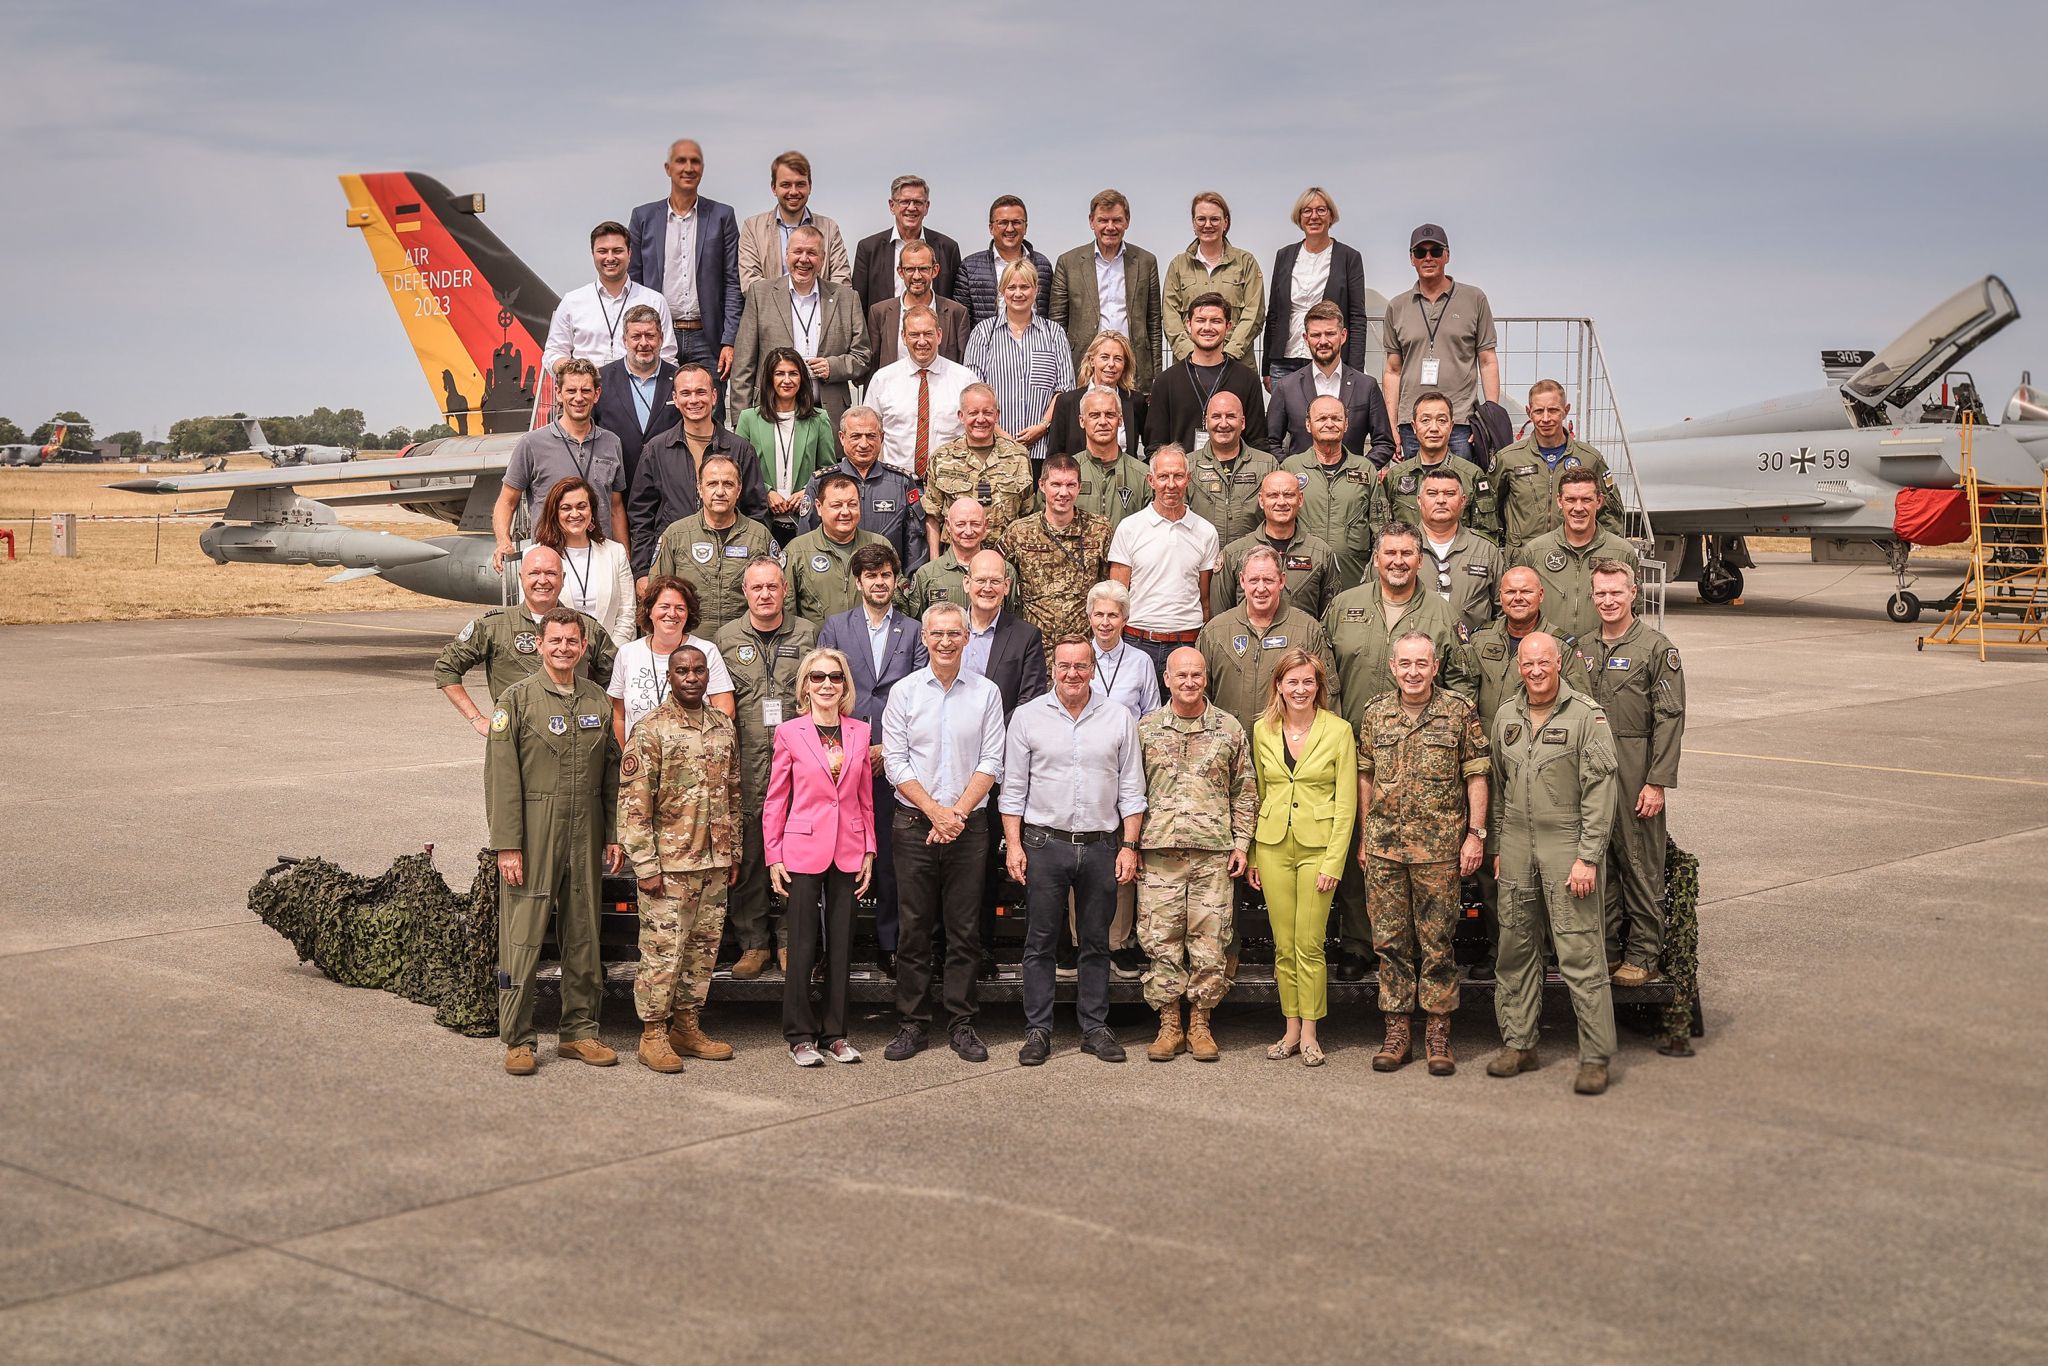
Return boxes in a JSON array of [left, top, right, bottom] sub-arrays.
[[1073, 450, 1152, 536], [1213, 527, 1337, 618], [1373, 451, 1501, 545], [1196, 603, 1337, 738], [895, 546, 1017, 619], [712, 612, 819, 950], [783, 526, 888, 625], [1490, 436, 1627, 550], [1513, 529, 1641, 650], [1582, 619, 1686, 970], [1491, 686, 1619, 1063], [648, 511, 779, 639], [434, 605, 617, 702], [1187, 444, 1278, 548], [484, 670, 620, 1049], [1281, 449, 1377, 592], [1418, 527, 1505, 638]]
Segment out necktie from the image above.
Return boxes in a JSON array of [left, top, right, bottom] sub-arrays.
[[914, 368, 932, 478]]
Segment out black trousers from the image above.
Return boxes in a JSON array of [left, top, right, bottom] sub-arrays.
[[870, 772, 901, 951], [894, 805, 987, 1033], [782, 867, 855, 1045], [1021, 832, 1116, 1035]]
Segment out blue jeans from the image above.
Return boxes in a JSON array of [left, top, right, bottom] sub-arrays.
[[1020, 830, 1116, 1034], [1399, 423, 1472, 460]]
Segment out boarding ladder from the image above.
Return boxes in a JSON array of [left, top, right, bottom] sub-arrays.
[[1917, 413, 2048, 657]]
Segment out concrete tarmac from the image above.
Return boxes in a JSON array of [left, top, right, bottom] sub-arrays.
[[2, 554, 2043, 1363]]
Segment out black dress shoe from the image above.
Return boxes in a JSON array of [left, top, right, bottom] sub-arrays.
[[1467, 959, 1495, 982], [1109, 945, 1146, 980], [1018, 1028, 1051, 1066], [882, 1025, 927, 1061], [949, 1027, 988, 1062], [874, 948, 896, 976], [1081, 1028, 1126, 1063], [1334, 952, 1368, 982], [977, 953, 998, 981]]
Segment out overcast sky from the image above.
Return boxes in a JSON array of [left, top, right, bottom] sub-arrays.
[[4, 0, 2043, 438]]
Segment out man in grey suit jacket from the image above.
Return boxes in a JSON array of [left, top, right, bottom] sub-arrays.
[[731, 226, 872, 431], [1049, 189, 1164, 396], [865, 238, 971, 376], [1267, 301, 1398, 466], [818, 542, 928, 965]]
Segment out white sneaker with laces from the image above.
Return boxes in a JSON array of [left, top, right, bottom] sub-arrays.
[[790, 1042, 825, 1067], [826, 1039, 863, 1063]]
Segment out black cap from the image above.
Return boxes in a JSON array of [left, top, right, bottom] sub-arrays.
[[1409, 223, 1448, 250]]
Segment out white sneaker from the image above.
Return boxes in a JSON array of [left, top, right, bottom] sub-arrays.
[[826, 1039, 863, 1063], [790, 1042, 824, 1067]]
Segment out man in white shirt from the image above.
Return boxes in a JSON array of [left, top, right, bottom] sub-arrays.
[[1107, 446, 1221, 688], [867, 306, 972, 477], [544, 222, 676, 376]]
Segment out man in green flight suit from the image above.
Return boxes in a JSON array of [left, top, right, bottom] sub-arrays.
[[436, 546, 618, 731], [485, 607, 624, 1076], [784, 471, 889, 625], [646, 455, 777, 639], [1373, 389, 1500, 544], [1514, 468, 1640, 649], [1489, 379, 1627, 550]]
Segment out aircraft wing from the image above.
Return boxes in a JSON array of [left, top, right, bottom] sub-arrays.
[[109, 449, 506, 495], [1638, 485, 1854, 517]]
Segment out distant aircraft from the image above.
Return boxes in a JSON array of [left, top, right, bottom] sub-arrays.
[[1631, 276, 2048, 615], [1, 423, 70, 468], [227, 417, 356, 467]]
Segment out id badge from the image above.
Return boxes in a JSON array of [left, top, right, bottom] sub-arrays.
[[1419, 357, 1441, 385], [1191, 430, 1210, 452], [762, 699, 784, 727]]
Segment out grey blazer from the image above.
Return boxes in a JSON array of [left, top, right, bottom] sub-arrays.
[[1049, 241, 1163, 396], [730, 275, 872, 429]]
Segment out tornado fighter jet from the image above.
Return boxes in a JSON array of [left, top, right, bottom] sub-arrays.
[[1630, 276, 2048, 614]]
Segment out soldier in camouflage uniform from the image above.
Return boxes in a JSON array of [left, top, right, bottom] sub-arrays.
[[1413, 466, 1505, 638], [1069, 388, 1151, 535], [1281, 395, 1377, 589], [1322, 522, 1477, 976], [646, 455, 778, 639], [1373, 390, 1501, 544], [436, 546, 617, 730], [1582, 558, 1686, 987], [1137, 648, 1257, 1062], [783, 471, 889, 625], [1487, 632, 1621, 1096], [1213, 469, 1337, 616], [999, 454, 1112, 655], [1489, 379, 1627, 550], [617, 644, 742, 1073], [920, 382, 1036, 561], [484, 608, 623, 1076], [898, 496, 1017, 618], [1355, 633, 1491, 1076], [1513, 468, 1641, 648], [1186, 391, 1276, 548], [711, 557, 820, 977]]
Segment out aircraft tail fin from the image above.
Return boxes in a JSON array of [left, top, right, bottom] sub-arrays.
[[339, 172, 561, 436], [238, 417, 272, 452], [39, 423, 66, 458]]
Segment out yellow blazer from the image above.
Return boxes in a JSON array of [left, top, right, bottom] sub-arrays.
[[1252, 710, 1358, 878]]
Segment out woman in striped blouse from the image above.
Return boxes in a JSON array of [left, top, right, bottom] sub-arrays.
[[963, 259, 1074, 462]]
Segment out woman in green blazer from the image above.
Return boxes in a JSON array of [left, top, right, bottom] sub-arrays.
[[733, 345, 838, 545], [1249, 647, 1357, 1066]]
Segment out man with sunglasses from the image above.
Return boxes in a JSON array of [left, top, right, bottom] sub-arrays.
[[1381, 225, 1498, 461], [1413, 467, 1504, 639]]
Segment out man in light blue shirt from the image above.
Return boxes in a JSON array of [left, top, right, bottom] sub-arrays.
[[880, 602, 1006, 1064], [1000, 636, 1147, 1065]]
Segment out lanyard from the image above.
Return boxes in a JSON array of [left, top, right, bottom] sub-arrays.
[[774, 417, 797, 492], [753, 627, 783, 693], [596, 285, 628, 346], [631, 374, 656, 429], [646, 643, 674, 709], [556, 422, 595, 485], [562, 543, 593, 604], [1419, 283, 1455, 353], [1189, 361, 1227, 413], [791, 289, 820, 347], [1093, 642, 1125, 700]]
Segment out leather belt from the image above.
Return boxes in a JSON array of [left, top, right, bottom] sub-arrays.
[[674, 319, 705, 331], [1123, 626, 1200, 644], [1025, 823, 1114, 845]]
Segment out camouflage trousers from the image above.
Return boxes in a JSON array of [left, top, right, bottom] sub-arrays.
[[1365, 857, 1462, 1015], [1136, 849, 1235, 1011], [634, 868, 729, 1022]]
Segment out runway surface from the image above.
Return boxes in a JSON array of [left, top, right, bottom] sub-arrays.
[[2, 554, 2042, 1363]]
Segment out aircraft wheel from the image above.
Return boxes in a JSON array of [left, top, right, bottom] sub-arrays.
[[1886, 591, 1921, 624], [1697, 564, 1743, 604]]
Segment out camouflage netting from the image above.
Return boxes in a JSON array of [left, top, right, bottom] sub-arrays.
[[1658, 840, 1702, 1052], [249, 848, 501, 1036]]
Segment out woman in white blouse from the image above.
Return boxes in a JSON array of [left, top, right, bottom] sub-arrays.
[[608, 577, 735, 742], [1261, 186, 1369, 385], [528, 477, 635, 645]]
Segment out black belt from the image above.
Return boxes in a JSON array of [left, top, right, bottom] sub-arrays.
[[1025, 823, 1114, 845]]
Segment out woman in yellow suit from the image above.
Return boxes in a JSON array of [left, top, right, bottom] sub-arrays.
[[1249, 648, 1357, 1066]]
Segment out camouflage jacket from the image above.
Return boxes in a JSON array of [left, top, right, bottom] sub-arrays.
[[921, 435, 1036, 546], [999, 510, 1112, 650], [616, 700, 742, 878], [1355, 688, 1490, 864], [1136, 703, 1257, 855], [434, 605, 616, 701]]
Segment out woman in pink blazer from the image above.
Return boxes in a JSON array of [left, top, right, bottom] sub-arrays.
[[763, 647, 876, 1066]]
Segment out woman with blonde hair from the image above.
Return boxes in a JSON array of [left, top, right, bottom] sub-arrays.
[[529, 477, 635, 644], [963, 257, 1074, 460], [1262, 185, 1369, 381], [762, 646, 875, 1065], [1042, 328, 1147, 460], [1248, 647, 1356, 1066]]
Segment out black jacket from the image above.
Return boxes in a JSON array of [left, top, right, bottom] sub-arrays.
[[595, 358, 679, 488], [626, 423, 769, 577], [851, 228, 962, 316], [1262, 239, 1370, 375], [972, 609, 1047, 717]]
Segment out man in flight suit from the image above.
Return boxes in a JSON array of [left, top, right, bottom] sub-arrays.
[[436, 546, 618, 729]]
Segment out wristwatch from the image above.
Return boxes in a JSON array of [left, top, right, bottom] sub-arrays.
[[1467, 826, 1487, 840], [1118, 839, 1140, 851]]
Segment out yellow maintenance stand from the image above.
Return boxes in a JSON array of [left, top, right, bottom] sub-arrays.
[[1918, 414, 2048, 657]]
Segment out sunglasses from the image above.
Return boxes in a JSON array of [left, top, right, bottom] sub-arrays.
[[807, 670, 845, 684], [1412, 244, 1445, 258]]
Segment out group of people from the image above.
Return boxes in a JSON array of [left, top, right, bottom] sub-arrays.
[[435, 138, 1687, 1094]]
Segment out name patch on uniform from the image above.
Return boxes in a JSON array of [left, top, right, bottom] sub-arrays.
[[1284, 555, 1312, 572], [577, 714, 602, 729], [548, 715, 568, 735], [1343, 608, 1368, 622], [776, 644, 801, 658], [1544, 553, 1567, 572], [490, 709, 509, 733], [723, 544, 751, 558], [736, 645, 757, 664], [1481, 643, 1505, 661], [809, 553, 831, 573], [1607, 657, 1631, 669], [513, 632, 538, 654], [1231, 471, 1261, 484], [691, 542, 714, 564], [1540, 727, 1567, 744], [1465, 564, 1491, 576], [871, 500, 897, 513], [1261, 634, 1288, 648]]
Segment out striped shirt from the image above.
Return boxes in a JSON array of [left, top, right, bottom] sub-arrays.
[[963, 314, 1075, 461]]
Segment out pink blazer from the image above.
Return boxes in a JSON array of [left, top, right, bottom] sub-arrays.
[[762, 715, 876, 875]]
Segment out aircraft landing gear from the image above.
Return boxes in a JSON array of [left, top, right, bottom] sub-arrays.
[[1886, 591, 1922, 623], [1881, 539, 1920, 624], [1697, 560, 1743, 604]]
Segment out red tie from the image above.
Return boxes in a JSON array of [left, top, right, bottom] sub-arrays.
[[914, 368, 932, 478]]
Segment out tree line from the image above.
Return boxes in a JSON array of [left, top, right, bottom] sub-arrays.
[[0, 409, 457, 457]]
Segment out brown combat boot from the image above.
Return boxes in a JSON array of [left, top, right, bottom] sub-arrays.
[[1186, 1006, 1220, 1062], [1147, 1005, 1186, 1062], [669, 1006, 734, 1061], [730, 948, 770, 980], [638, 1021, 684, 1074], [1574, 1060, 1610, 1095], [1611, 962, 1659, 988], [1372, 1013, 1412, 1072], [1223, 947, 1239, 983], [503, 1045, 536, 1076], [1424, 1013, 1455, 1076], [556, 1038, 619, 1066], [1487, 1047, 1539, 1078]]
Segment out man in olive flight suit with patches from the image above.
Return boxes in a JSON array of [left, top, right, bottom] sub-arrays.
[[646, 454, 778, 638], [1373, 389, 1500, 544], [436, 546, 617, 731], [1514, 467, 1640, 649], [486, 607, 624, 1076], [784, 470, 889, 625], [1489, 379, 1627, 550]]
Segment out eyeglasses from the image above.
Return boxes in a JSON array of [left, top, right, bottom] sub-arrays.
[[806, 671, 844, 684], [1412, 244, 1445, 258]]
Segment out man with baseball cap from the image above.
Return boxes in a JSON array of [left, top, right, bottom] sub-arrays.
[[1380, 224, 1499, 463]]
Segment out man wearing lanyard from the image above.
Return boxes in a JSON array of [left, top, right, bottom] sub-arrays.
[[731, 226, 871, 432], [627, 139, 739, 408], [712, 558, 818, 978], [595, 305, 680, 492], [1143, 294, 1268, 454], [494, 360, 629, 573], [543, 222, 677, 378], [1381, 224, 1499, 461]]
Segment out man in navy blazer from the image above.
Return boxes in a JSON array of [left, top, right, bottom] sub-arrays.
[[629, 139, 742, 406], [818, 543, 929, 967], [1268, 301, 1398, 467], [595, 312, 680, 490]]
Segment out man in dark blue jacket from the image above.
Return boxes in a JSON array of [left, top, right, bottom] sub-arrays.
[[629, 138, 741, 413], [595, 305, 679, 489]]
